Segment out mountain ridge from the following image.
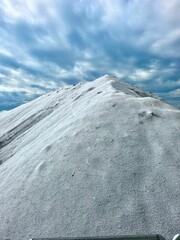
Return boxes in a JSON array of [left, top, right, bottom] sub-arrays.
[[0, 75, 179, 240]]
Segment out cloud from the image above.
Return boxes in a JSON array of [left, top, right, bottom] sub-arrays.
[[0, 0, 179, 110], [0, 91, 41, 111]]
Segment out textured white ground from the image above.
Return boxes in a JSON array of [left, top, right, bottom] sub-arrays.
[[0, 75, 179, 240]]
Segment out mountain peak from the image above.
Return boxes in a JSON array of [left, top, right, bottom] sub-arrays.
[[93, 75, 160, 99], [101, 74, 117, 78], [0, 75, 179, 239], [97, 74, 119, 81]]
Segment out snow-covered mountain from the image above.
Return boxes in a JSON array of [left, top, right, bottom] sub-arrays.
[[0, 75, 179, 240]]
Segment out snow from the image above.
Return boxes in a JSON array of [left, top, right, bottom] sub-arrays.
[[0, 75, 179, 240], [172, 234, 180, 240]]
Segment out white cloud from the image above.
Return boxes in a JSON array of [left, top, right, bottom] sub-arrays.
[[151, 29, 180, 57], [0, 0, 179, 109], [168, 88, 180, 98], [129, 68, 157, 81]]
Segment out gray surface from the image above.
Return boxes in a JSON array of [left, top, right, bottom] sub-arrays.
[[31, 234, 166, 240], [0, 75, 180, 240]]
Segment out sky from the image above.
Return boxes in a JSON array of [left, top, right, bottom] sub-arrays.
[[0, 0, 180, 110]]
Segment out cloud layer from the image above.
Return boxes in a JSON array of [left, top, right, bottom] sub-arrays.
[[0, 0, 180, 110]]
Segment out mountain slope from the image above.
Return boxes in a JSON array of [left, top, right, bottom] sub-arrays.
[[0, 75, 180, 240]]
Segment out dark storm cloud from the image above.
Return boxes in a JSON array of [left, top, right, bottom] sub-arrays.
[[0, 0, 179, 110]]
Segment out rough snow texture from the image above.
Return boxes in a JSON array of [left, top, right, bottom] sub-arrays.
[[0, 75, 179, 240]]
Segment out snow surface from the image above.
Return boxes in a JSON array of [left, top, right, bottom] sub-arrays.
[[0, 75, 180, 240]]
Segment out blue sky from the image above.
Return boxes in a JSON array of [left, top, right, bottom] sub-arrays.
[[0, 0, 180, 110]]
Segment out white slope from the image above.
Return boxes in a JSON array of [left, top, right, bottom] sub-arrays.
[[0, 75, 179, 240]]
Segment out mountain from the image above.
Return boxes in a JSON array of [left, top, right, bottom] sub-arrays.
[[0, 75, 179, 240]]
